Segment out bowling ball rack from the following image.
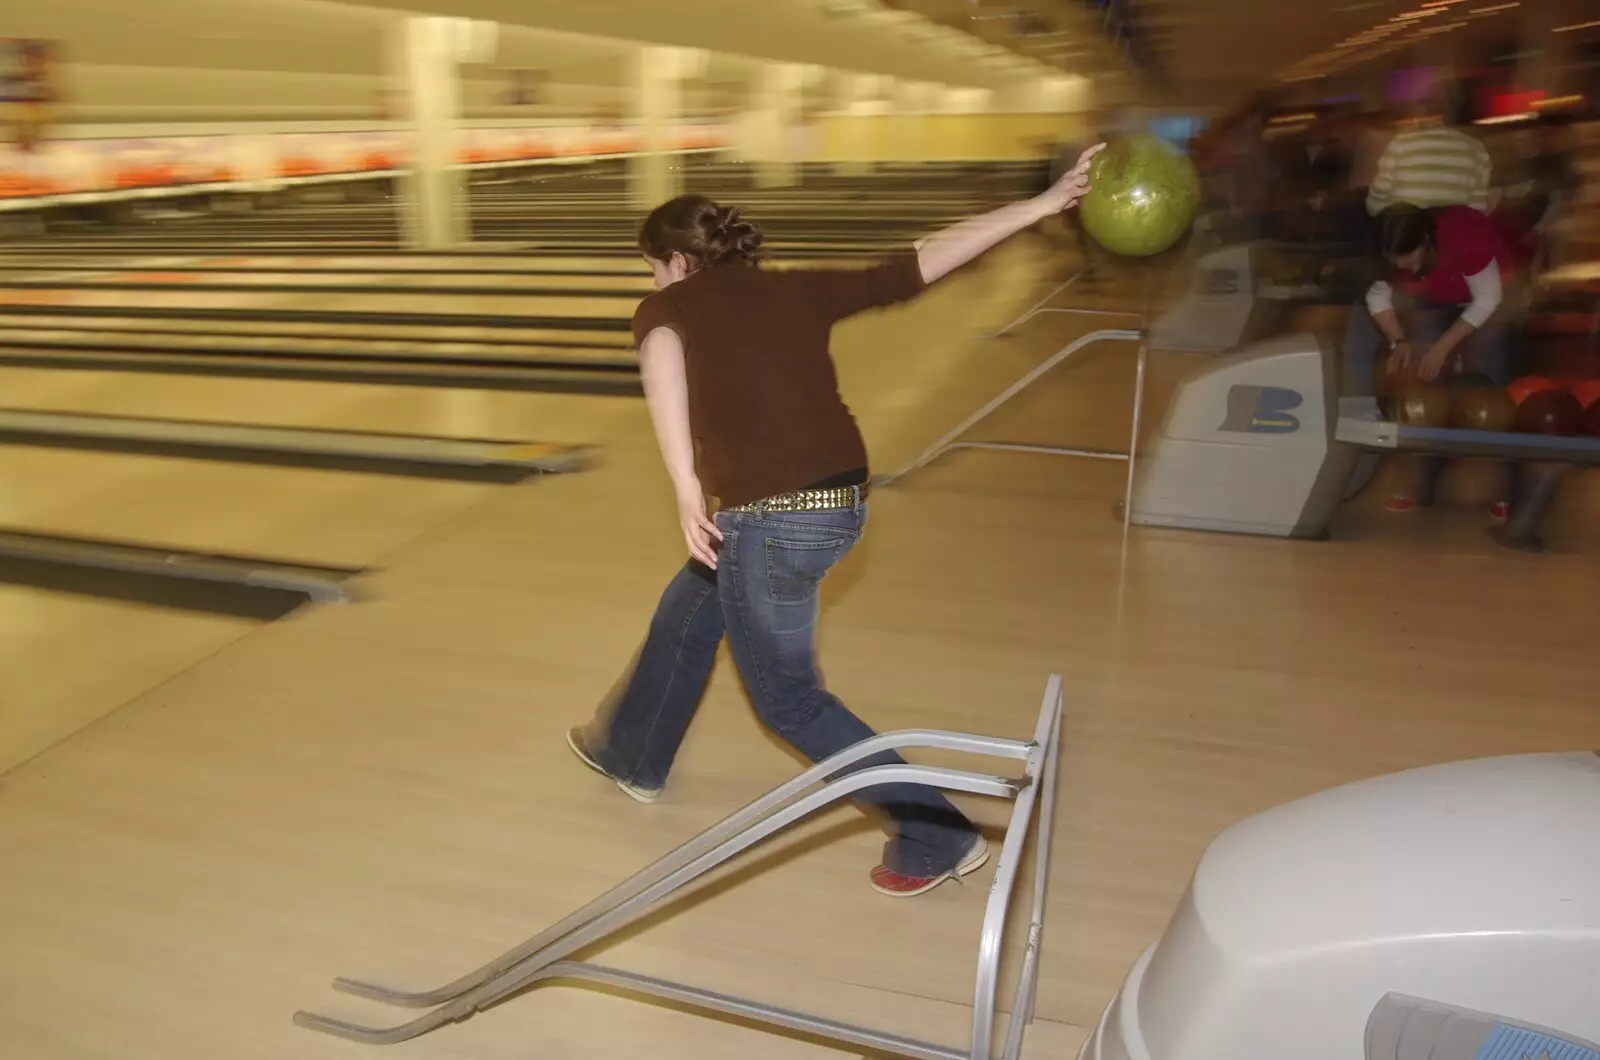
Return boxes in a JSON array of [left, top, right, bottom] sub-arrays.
[[1339, 419, 1600, 465], [1336, 408, 1600, 551]]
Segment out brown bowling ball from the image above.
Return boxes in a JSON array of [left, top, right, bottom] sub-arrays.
[[1514, 387, 1585, 436], [1450, 386, 1517, 432], [1373, 355, 1415, 396], [1396, 382, 1452, 428], [1372, 357, 1414, 420]]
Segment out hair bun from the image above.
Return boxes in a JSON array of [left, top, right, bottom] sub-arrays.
[[704, 204, 763, 266], [638, 194, 764, 271]]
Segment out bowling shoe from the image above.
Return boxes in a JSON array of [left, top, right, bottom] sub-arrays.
[[869, 836, 990, 898], [565, 727, 662, 803]]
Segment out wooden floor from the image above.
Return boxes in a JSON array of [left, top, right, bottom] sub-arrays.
[[2, 229, 1598, 1060]]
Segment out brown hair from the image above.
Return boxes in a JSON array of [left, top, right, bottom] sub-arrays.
[[638, 194, 763, 270]]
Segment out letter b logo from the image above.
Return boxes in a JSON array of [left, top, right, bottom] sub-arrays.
[[1221, 385, 1301, 434]]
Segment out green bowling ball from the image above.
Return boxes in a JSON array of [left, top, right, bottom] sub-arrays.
[[1079, 135, 1201, 258]]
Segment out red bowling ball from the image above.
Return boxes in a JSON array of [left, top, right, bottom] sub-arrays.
[[1570, 378, 1600, 412], [1514, 388, 1585, 436], [1507, 375, 1559, 406]]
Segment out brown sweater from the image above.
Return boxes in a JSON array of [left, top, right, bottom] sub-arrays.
[[630, 250, 926, 509]]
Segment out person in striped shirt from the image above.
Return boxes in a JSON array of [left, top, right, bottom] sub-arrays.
[[1366, 93, 1492, 215]]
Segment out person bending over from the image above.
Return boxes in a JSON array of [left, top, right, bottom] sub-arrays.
[[567, 145, 1103, 898], [1345, 203, 1514, 517]]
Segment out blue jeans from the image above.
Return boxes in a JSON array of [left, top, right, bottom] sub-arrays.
[[576, 501, 980, 878]]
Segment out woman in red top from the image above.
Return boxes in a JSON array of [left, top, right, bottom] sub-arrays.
[[567, 147, 1102, 898], [1346, 203, 1515, 515]]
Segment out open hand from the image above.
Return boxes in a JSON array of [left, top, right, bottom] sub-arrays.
[[677, 485, 723, 569], [1041, 142, 1105, 214]]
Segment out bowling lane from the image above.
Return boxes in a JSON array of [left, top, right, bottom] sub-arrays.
[[211, 208, 963, 227], [0, 283, 643, 319], [0, 248, 908, 373], [1, 441, 492, 566], [0, 268, 657, 296], [0, 251, 646, 369], [0, 365, 635, 450], [0, 271, 328, 320], [0, 367, 644, 773], [0, 253, 652, 275], [287, 290, 643, 321], [0, 587, 256, 775], [0, 445, 494, 777], [0, 287, 644, 333], [0, 251, 867, 276], [5, 236, 911, 257], [0, 318, 637, 365]]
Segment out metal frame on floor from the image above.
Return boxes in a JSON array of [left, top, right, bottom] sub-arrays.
[[873, 327, 1147, 535], [990, 267, 1089, 339], [295, 674, 1067, 1060]]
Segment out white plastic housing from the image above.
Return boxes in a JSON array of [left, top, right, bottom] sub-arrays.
[[1081, 752, 1600, 1060]]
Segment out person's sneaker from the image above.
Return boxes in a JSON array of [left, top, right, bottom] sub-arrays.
[[1489, 500, 1509, 524], [869, 836, 990, 898], [1384, 495, 1416, 513], [565, 727, 662, 804]]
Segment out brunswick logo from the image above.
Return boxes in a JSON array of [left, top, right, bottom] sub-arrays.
[[1220, 385, 1302, 434]]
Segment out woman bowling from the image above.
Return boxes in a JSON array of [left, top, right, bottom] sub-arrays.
[[1345, 202, 1515, 517], [567, 146, 1102, 898]]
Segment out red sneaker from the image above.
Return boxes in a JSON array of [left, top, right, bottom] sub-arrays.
[[1384, 495, 1415, 513], [1489, 501, 1509, 524], [869, 837, 990, 898]]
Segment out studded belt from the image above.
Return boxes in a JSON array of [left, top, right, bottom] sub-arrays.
[[723, 484, 868, 514]]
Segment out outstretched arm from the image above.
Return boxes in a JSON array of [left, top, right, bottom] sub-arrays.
[[914, 143, 1103, 285]]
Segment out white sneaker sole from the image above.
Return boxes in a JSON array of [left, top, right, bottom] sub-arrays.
[[565, 729, 661, 804]]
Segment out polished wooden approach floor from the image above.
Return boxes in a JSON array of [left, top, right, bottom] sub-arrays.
[[2, 231, 1598, 1059]]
